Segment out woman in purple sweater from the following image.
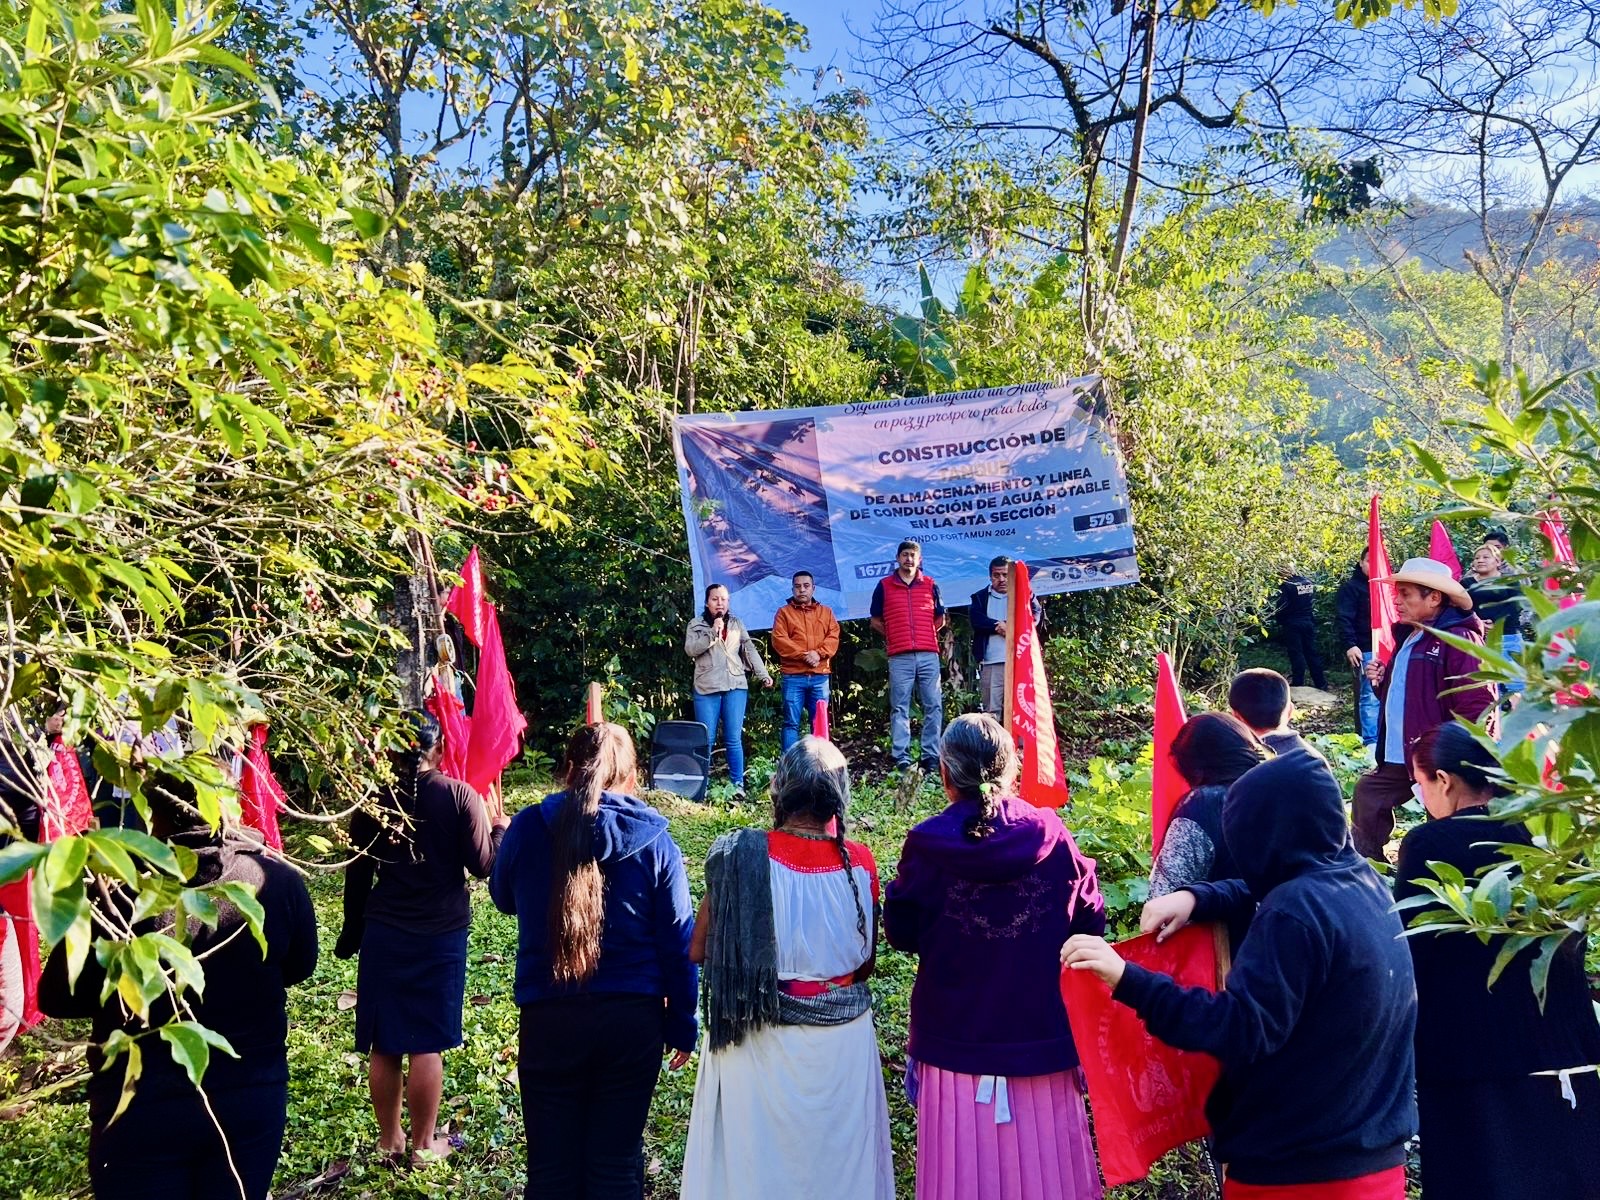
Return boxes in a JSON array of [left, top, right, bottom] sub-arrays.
[[884, 713, 1106, 1200]]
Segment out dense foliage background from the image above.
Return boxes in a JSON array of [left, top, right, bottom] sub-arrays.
[[2, 0, 1598, 1195]]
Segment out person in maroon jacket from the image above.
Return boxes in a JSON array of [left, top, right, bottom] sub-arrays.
[[1351, 557, 1495, 860], [869, 540, 947, 772]]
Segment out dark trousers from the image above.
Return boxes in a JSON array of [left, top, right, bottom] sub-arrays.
[[1352, 761, 1414, 861], [1280, 622, 1327, 689], [518, 994, 664, 1200], [89, 1080, 287, 1200]]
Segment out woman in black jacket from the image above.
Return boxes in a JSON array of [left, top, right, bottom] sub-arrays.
[[1399, 722, 1600, 1200], [339, 712, 507, 1166], [39, 770, 318, 1200]]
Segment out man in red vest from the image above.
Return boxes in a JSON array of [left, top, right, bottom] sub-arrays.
[[870, 539, 947, 772]]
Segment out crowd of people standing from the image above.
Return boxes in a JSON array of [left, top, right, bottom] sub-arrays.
[[13, 526, 1600, 1200]]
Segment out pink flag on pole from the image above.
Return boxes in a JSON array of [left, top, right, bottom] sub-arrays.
[[237, 723, 287, 851], [812, 699, 830, 742], [463, 606, 527, 798], [1368, 497, 1400, 665], [1010, 564, 1070, 808], [444, 546, 490, 649], [1151, 652, 1188, 857], [426, 680, 473, 782], [1429, 520, 1462, 580], [1541, 509, 1582, 610]]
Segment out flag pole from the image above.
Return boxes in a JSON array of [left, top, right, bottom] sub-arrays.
[[1003, 560, 1019, 732]]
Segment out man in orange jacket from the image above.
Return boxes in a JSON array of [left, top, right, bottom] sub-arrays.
[[770, 571, 841, 752]]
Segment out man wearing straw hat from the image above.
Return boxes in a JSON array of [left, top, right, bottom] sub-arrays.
[[1352, 557, 1497, 860]]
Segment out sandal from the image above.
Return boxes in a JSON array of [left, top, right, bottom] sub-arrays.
[[411, 1131, 465, 1167], [375, 1146, 408, 1172]]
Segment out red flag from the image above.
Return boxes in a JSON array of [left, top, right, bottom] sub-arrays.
[[1368, 497, 1400, 665], [237, 724, 287, 851], [1060, 924, 1224, 1186], [463, 606, 527, 797], [444, 545, 490, 649], [1009, 564, 1069, 808], [1151, 653, 1189, 857], [0, 909, 23, 1051], [425, 676, 472, 782], [1541, 508, 1582, 610], [1428, 520, 1462, 580], [41, 742, 93, 841], [813, 699, 830, 742], [0, 879, 42, 1029]]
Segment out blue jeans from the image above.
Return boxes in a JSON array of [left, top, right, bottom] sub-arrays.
[[693, 689, 749, 788], [1358, 651, 1379, 746], [888, 650, 943, 765], [780, 674, 830, 751], [1501, 630, 1526, 695]]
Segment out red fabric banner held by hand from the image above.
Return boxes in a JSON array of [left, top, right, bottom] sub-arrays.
[[42, 742, 93, 841], [1009, 563, 1069, 808], [1150, 653, 1188, 857], [1060, 924, 1224, 1186]]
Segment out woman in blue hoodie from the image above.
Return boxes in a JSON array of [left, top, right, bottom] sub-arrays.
[[885, 713, 1106, 1200], [489, 723, 698, 1199], [1064, 749, 1418, 1199]]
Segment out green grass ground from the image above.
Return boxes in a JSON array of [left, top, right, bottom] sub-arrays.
[[0, 767, 1225, 1199]]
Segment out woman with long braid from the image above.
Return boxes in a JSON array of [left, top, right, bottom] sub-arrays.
[[885, 713, 1106, 1200], [490, 723, 698, 1200], [337, 711, 506, 1167], [680, 735, 893, 1199]]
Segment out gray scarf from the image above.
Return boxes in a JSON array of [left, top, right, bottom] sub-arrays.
[[703, 827, 871, 1050], [704, 828, 781, 1051]]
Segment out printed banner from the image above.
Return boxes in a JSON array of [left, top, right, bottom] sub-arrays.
[[672, 378, 1137, 630], [1059, 923, 1224, 1186]]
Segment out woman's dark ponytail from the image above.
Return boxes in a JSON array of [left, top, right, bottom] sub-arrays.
[[939, 713, 1018, 840], [547, 722, 636, 986]]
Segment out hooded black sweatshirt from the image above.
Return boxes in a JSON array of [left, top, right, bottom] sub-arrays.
[[1113, 749, 1417, 1186]]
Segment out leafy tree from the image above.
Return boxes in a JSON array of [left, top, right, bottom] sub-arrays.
[[1404, 364, 1600, 990], [0, 0, 589, 1087]]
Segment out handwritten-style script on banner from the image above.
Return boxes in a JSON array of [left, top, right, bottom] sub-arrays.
[[671, 378, 1138, 630]]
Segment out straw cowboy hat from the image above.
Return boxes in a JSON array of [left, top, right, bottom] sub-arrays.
[[1375, 556, 1474, 611]]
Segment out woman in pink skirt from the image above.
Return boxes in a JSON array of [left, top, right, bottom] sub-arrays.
[[884, 713, 1106, 1200]]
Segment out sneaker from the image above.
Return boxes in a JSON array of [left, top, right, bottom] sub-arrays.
[[919, 756, 940, 774], [731, 787, 746, 803], [892, 759, 913, 774]]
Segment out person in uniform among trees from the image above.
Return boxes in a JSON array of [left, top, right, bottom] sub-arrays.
[[1273, 568, 1327, 691]]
